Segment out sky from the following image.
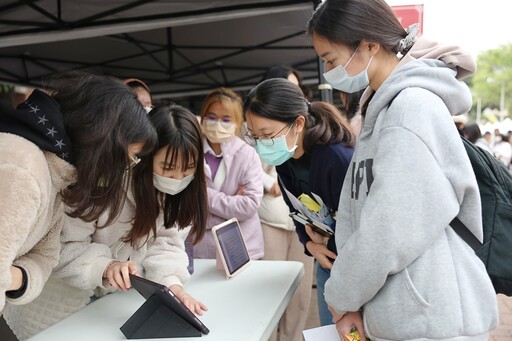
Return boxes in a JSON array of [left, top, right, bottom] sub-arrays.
[[386, 0, 512, 58]]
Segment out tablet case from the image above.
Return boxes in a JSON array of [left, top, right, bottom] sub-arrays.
[[211, 218, 251, 279], [120, 294, 201, 339], [120, 274, 209, 339]]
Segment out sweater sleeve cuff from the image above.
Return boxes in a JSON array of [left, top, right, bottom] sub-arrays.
[[92, 258, 117, 289], [6, 266, 28, 299], [161, 275, 186, 289]]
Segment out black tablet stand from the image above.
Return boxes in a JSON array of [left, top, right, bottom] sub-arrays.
[[120, 294, 201, 339]]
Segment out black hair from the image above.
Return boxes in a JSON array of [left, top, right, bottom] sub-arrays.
[[340, 89, 365, 120], [463, 123, 482, 144], [47, 71, 157, 227], [261, 64, 311, 99], [307, 0, 408, 54], [261, 64, 303, 84], [243, 78, 355, 153], [130, 104, 207, 245]]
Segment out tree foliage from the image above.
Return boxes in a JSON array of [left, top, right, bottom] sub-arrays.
[[471, 43, 512, 117], [0, 83, 14, 94]]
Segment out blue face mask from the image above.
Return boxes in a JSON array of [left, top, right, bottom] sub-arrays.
[[255, 124, 298, 166], [323, 46, 373, 93]]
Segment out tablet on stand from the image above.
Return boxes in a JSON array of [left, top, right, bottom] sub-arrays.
[[211, 217, 252, 279]]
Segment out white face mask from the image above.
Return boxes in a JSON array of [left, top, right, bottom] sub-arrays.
[[202, 121, 236, 143], [323, 46, 373, 93], [153, 172, 194, 195]]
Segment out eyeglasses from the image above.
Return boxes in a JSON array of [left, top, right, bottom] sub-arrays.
[[128, 154, 141, 169], [244, 123, 292, 147], [203, 114, 234, 128]]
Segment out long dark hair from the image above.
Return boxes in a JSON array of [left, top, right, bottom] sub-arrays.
[[243, 78, 355, 153], [47, 71, 157, 227], [307, 0, 408, 55], [130, 104, 207, 245]]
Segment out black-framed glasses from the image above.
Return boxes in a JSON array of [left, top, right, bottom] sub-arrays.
[[244, 123, 292, 147]]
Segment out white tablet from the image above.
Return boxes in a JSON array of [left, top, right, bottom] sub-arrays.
[[211, 218, 251, 279]]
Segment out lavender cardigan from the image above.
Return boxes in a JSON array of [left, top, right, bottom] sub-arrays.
[[193, 136, 264, 260]]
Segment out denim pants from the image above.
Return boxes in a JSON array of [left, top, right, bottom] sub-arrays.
[[316, 262, 333, 326]]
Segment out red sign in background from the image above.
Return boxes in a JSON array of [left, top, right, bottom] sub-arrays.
[[392, 5, 424, 34]]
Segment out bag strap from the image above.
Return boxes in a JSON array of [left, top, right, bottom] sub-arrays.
[[450, 217, 483, 252]]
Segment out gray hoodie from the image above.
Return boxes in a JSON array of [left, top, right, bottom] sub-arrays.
[[325, 56, 499, 339]]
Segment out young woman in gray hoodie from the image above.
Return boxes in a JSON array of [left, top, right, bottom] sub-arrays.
[[307, 0, 498, 340]]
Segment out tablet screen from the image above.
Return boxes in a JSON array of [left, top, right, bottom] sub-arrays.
[[215, 219, 250, 275]]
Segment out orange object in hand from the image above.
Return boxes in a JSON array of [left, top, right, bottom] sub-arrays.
[[344, 328, 361, 341]]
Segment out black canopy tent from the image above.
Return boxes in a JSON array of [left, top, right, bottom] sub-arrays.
[[0, 0, 323, 101]]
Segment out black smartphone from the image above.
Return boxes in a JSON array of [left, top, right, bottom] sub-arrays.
[[289, 212, 334, 237]]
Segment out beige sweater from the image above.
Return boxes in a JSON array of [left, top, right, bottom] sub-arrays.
[[4, 186, 191, 340], [0, 133, 75, 312]]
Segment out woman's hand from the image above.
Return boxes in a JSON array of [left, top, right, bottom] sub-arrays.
[[306, 242, 336, 269], [331, 310, 366, 341], [305, 224, 330, 244], [103, 260, 138, 291], [170, 285, 208, 316], [305, 225, 336, 269], [328, 305, 345, 324], [8, 266, 23, 291], [235, 186, 246, 196]]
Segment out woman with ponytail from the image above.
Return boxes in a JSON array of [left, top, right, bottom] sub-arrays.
[[243, 78, 355, 326], [306, 0, 498, 339]]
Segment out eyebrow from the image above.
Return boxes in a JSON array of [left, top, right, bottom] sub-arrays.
[[247, 126, 273, 134], [207, 112, 232, 118], [319, 51, 331, 59]]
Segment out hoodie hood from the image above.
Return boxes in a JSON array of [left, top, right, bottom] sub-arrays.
[[399, 36, 476, 80], [360, 36, 476, 119], [364, 58, 473, 131], [0, 89, 74, 163]]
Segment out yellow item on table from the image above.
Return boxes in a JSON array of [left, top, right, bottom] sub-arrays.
[[298, 193, 321, 212]]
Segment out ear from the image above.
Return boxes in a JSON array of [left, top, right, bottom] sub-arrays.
[[128, 142, 145, 157], [295, 115, 306, 133], [361, 40, 380, 56]]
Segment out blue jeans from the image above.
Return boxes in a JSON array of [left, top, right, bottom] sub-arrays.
[[316, 262, 333, 326]]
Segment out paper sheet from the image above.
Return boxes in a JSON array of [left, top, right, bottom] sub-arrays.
[[281, 185, 334, 231], [303, 324, 341, 341]]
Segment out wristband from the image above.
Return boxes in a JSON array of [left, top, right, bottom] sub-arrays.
[[6, 266, 28, 299]]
